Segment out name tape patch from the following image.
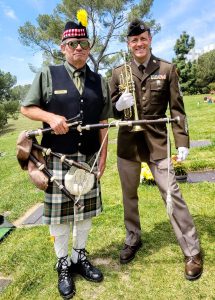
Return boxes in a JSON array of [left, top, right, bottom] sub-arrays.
[[54, 90, 68, 95]]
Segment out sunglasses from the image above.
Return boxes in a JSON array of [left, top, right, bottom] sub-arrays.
[[65, 40, 90, 50]]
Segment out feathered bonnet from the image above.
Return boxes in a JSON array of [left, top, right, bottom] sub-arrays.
[[62, 9, 88, 41]]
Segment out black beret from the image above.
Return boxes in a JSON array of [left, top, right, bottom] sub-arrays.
[[62, 21, 88, 41], [127, 19, 150, 37]]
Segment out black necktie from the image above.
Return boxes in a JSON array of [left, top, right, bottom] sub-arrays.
[[138, 64, 145, 74]]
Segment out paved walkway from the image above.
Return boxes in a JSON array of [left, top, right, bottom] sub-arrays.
[[187, 170, 215, 183], [190, 140, 212, 148], [0, 277, 12, 293], [13, 203, 43, 228]]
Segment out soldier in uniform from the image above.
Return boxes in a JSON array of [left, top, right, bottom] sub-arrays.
[[21, 12, 112, 299], [109, 19, 203, 280]]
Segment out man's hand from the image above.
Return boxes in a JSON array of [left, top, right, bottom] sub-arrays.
[[115, 90, 134, 111], [177, 147, 189, 161], [48, 114, 69, 135], [20, 106, 69, 135]]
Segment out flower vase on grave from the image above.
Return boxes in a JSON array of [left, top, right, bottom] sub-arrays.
[[172, 155, 188, 183]]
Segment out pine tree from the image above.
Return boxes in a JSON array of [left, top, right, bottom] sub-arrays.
[[196, 50, 215, 93], [172, 31, 197, 94]]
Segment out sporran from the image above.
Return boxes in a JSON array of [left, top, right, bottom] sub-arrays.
[[65, 162, 95, 196]]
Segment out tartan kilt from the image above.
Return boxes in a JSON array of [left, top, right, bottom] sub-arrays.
[[43, 152, 102, 224]]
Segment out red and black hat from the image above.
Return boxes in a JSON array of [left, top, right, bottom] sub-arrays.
[[62, 21, 88, 41], [127, 19, 150, 37], [62, 9, 89, 42]]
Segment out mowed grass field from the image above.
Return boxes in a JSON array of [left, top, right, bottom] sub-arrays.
[[0, 94, 215, 299]]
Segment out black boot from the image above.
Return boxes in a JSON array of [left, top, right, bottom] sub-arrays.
[[57, 256, 76, 299], [72, 248, 103, 282]]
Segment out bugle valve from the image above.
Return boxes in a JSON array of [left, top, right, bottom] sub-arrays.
[[119, 52, 143, 132]]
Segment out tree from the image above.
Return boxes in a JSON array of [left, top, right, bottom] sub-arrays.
[[11, 84, 31, 102], [172, 31, 197, 94], [0, 70, 17, 102], [196, 50, 215, 93], [0, 104, 7, 129], [0, 70, 20, 130], [208, 82, 215, 92], [18, 0, 160, 73]]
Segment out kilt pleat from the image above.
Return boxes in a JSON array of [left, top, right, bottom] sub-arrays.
[[43, 152, 102, 224]]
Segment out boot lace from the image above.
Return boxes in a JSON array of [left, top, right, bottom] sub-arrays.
[[74, 248, 91, 268], [57, 256, 70, 282]]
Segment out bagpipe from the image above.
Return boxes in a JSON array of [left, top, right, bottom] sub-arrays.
[[16, 115, 94, 211], [17, 114, 180, 213], [26, 116, 180, 137]]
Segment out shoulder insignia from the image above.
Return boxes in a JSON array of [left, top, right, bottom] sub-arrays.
[[156, 57, 171, 65]]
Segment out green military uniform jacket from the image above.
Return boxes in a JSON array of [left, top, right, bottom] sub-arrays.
[[109, 54, 189, 162]]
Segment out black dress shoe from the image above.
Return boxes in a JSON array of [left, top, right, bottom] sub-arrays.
[[57, 256, 76, 299], [185, 252, 203, 280], [72, 248, 103, 282], [120, 241, 142, 264]]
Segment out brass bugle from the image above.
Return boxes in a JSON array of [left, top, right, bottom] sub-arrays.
[[119, 52, 143, 132], [29, 153, 84, 210], [32, 143, 97, 177]]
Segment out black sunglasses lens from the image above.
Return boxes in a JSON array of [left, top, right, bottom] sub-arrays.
[[80, 41, 89, 49], [67, 41, 89, 49], [68, 41, 78, 48]]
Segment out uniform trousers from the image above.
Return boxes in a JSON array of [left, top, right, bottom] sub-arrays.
[[117, 156, 200, 257]]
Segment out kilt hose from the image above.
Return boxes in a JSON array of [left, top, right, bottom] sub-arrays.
[[43, 152, 102, 224]]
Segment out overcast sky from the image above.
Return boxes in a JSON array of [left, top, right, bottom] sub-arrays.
[[0, 0, 215, 85]]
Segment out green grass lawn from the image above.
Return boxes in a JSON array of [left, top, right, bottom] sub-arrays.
[[0, 95, 215, 299]]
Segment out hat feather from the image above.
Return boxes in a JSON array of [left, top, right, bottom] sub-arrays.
[[77, 9, 88, 27]]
